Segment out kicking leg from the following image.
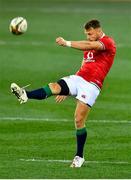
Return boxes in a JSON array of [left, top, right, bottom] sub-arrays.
[[10, 79, 69, 104]]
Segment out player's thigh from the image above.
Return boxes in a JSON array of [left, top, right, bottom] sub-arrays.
[[75, 100, 90, 119]]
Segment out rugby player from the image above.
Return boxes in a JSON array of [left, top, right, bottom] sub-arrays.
[[11, 19, 116, 168]]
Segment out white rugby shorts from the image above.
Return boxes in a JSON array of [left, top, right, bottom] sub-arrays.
[[62, 75, 100, 107]]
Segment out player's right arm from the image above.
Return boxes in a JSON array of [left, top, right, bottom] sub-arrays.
[[56, 37, 104, 51], [55, 95, 67, 103]]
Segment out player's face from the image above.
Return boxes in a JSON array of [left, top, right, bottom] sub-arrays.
[[84, 28, 100, 41]]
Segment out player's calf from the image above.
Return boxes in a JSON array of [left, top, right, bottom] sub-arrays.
[[26, 80, 69, 100]]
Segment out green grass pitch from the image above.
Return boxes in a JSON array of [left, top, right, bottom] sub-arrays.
[[0, 0, 131, 178]]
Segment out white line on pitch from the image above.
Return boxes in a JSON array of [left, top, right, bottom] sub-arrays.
[[0, 117, 68, 122], [0, 117, 131, 123], [19, 158, 131, 165]]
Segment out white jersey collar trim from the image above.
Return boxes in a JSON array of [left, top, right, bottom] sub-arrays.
[[99, 33, 105, 39]]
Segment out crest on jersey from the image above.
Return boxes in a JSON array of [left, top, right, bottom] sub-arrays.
[[81, 95, 86, 99]]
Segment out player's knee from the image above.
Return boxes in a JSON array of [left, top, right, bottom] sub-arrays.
[[49, 83, 61, 94], [74, 113, 84, 128]]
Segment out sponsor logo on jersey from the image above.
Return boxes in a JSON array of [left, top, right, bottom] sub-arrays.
[[84, 52, 95, 62]]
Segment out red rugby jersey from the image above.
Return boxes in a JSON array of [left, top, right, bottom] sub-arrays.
[[76, 34, 116, 89]]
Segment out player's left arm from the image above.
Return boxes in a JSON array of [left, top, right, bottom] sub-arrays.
[[56, 37, 104, 51]]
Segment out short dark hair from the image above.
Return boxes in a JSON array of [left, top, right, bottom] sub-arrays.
[[84, 19, 101, 30]]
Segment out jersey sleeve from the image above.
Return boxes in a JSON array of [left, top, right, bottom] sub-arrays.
[[99, 37, 113, 50]]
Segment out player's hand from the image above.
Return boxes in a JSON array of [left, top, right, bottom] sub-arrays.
[[56, 37, 66, 46], [55, 95, 67, 103]]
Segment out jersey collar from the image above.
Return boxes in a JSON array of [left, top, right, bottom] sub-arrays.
[[99, 33, 105, 39]]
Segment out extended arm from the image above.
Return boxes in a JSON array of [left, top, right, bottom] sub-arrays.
[[56, 37, 104, 51]]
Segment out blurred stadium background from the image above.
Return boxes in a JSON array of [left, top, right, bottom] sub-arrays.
[[0, 0, 131, 178]]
